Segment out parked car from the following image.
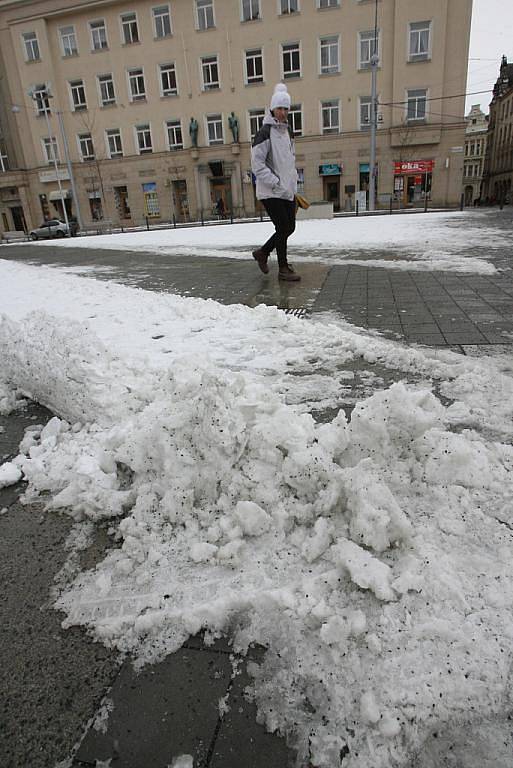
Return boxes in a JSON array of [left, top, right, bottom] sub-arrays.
[[29, 218, 79, 240]]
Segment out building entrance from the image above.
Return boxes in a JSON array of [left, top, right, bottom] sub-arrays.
[[323, 178, 340, 212], [210, 178, 231, 218], [10, 205, 27, 231], [172, 180, 189, 221]]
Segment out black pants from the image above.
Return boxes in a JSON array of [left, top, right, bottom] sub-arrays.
[[261, 198, 296, 269]]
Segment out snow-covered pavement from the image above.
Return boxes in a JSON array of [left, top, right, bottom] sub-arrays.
[[1, 212, 512, 768]]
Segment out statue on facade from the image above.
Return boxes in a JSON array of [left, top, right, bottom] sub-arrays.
[[189, 117, 199, 147], [228, 112, 240, 143]]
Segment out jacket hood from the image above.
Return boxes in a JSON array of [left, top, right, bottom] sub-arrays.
[[263, 112, 288, 129]]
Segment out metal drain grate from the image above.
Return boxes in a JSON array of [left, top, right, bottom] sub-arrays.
[[282, 307, 308, 318]]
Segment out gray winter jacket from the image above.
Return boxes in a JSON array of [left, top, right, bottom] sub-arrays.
[[251, 113, 297, 201]]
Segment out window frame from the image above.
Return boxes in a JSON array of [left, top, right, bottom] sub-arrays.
[[120, 11, 140, 45], [22, 31, 40, 62], [89, 19, 109, 51], [159, 62, 178, 97], [248, 108, 265, 141], [288, 103, 303, 136], [358, 29, 379, 70], [106, 128, 124, 158], [59, 25, 78, 57], [69, 79, 87, 111], [406, 87, 428, 122], [97, 73, 116, 107], [33, 84, 51, 116], [281, 41, 301, 80], [317, 0, 339, 8], [205, 113, 224, 145], [42, 136, 59, 164], [200, 54, 220, 91], [244, 48, 264, 85], [127, 67, 147, 101], [196, 0, 215, 31], [319, 34, 340, 75], [359, 96, 371, 130], [320, 98, 340, 134], [241, 0, 260, 22], [134, 123, 153, 154], [77, 132, 95, 161], [165, 118, 184, 150], [279, 0, 299, 16], [0, 140, 9, 172], [408, 20, 431, 62], [153, 4, 172, 38]]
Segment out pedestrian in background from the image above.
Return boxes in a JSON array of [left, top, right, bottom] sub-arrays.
[[251, 83, 300, 281]]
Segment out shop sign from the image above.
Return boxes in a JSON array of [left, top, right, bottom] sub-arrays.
[[394, 160, 434, 175], [39, 169, 70, 183], [143, 182, 160, 217], [319, 163, 342, 176]]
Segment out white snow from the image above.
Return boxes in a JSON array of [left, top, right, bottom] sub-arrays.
[[0, 461, 22, 488], [1, 216, 513, 768], [12, 211, 506, 273]]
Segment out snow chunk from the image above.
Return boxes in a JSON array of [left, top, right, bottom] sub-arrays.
[[0, 462, 22, 488], [170, 756, 193, 768], [234, 500, 271, 537], [331, 538, 396, 601], [190, 542, 218, 563]]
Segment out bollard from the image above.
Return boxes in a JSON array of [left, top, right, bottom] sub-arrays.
[[173, 214, 176, 229], [424, 193, 428, 213], [460, 194, 464, 212], [230, 209, 233, 224], [145, 216, 149, 231], [390, 196, 393, 215], [201, 209, 204, 225], [356, 200, 359, 216]]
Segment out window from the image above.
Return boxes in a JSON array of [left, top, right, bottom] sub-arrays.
[[166, 119, 184, 150], [0, 140, 8, 172], [359, 96, 371, 129], [69, 79, 87, 110], [90, 20, 108, 50], [60, 26, 78, 56], [321, 99, 339, 134], [288, 103, 302, 135], [201, 56, 219, 90], [128, 68, 146, 100], [106, 129, 123, 158], [409, 21, 431, 61], [135, 124, 153, 153], [160, 63, 178, 96], [43, 137, 59, 164], [23, 31, 40, 61], [242, 0, 260, 21], [206, 114, 223, 145], [245, 48, 263, 84], [98, 74, 116, 106], [318, 0, 339, 7], [280, 0, 298, 14], [33, 85, 50, 116], [320, 36, 339, 75], [153, 5, 172, 37], [197, 0, 215, 30], [282, 42, 300, 79], [407, 88, 427, 121], [121, 12, 139, 44], [78, 133, 95, 161], [249, 108, 265, 140], [359, 30, 379, 69]]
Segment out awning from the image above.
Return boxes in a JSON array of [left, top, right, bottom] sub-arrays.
[[48, 189, 71, 201]]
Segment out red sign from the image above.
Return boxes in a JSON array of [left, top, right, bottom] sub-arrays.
[[394, 160, 435, 175]]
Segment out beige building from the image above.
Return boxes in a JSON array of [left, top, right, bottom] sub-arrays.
[[463, 104, 488, 206], [0, 0, 472, 233], [482, 56, 513, 205]]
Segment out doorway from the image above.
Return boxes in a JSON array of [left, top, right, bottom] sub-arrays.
[[10, 206, 27, 231], [172, 180, 189, 222], [323, 178, 340, 212], [210, 178, 231, 218]]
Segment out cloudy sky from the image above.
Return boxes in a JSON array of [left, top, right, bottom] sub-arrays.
[[466, 0, 513, 113]]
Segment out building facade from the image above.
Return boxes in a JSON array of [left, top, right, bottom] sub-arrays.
[[462, 104, 488, 206], [482, 55, 513, 205], [0, 0, 472, 233]]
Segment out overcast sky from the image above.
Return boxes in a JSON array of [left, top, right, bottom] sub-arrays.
[[466, 0, 513, 114]]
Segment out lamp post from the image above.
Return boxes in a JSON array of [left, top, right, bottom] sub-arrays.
[[368, 0, 379, 212], [32, 88, 70, 232]]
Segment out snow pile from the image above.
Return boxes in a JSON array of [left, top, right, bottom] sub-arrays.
[[0, 461, 22, 488], [1, 263, 513, 767]]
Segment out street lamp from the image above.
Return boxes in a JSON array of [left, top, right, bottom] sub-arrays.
[[368, 0, 379, 212], [30, 87, 70, 232]]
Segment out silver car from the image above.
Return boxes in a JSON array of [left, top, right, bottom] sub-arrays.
[[29, 219, 78, 240]]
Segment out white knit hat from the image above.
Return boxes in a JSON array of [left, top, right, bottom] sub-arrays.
[[270, 83, 291, 111]]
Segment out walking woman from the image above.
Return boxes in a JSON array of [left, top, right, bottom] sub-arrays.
[[251, 83, 300, 281]]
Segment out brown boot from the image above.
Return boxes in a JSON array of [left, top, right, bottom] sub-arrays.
[[278, 265, 301, 281], [252, 248, 269, 274]]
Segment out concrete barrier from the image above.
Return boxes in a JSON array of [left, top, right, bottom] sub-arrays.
[[296, 201, 333, 220]]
